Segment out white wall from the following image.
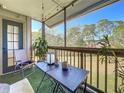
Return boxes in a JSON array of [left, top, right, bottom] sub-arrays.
[[0, 8, 31, 75], [26, 17, 32, 59]]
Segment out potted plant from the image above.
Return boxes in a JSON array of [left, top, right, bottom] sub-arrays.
[[98, 35, 124, 92], [98, 35, 117, 63], [33, 37, 48, 61]]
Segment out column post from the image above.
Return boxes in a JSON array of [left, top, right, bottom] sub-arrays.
[[42, 21, 45, 40], [64, 8, 67, 47]]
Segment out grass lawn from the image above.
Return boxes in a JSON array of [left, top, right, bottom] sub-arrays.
[[0, 67, 85, 93]]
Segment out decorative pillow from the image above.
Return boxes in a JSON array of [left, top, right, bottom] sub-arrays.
[[0, 83, 10, 93]]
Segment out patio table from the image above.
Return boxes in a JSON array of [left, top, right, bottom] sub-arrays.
[[36, 62, 89, 93], [35, 62, 57, 93], [35, 62, 56, 72]]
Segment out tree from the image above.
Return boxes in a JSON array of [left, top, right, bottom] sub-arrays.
[[45, 28, 64, 46], [67, 26, 81, 46], [96, 19, 115, 39], [110, 21, 124, 48], [82, 24, 96, 47], [32, 29, 42, 44], [82, 24, 96, 40]]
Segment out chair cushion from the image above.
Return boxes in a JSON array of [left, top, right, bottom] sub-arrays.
[[9, 78, 34, 93], [0, 83, 10, 93]]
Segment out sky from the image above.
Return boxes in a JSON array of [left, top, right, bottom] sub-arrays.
[[32, 0, 124, 33]]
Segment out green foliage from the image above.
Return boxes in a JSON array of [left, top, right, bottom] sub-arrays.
[[33, 37, 48, 59], [32, 30, 42, 45], [32, 19, 124, 48], [98, 35, 117, 64], [82, 24, 96, 40], [45, 30, 64, 46], [67, 26, 81, 46], [98, 34, 124, 93], [98, 35, 111, 48], [96, 19, 115, 39], [82, 24, 96, 46], [110, 21, 124, 48]]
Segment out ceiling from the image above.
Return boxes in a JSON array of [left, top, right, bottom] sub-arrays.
[[0, 0, 119, 27]]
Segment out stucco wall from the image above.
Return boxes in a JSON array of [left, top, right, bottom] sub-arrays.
[[0, 8, 31, 75]]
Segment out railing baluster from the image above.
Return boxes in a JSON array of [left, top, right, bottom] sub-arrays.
[[114, 57, 118, 92], [84, 53, 86, 69], [34, 49, 36, 61], [67, 51, 68, 62], [70, 52, 72, 65], [90, 53, 92, 85], [78, 52, 80, 68], [59, 50, 60, 61], [74, 52, 75, 66], [64, 51, 65, 61], [61, 50, 62, 62], [105, 55, 107, 92], [81, 52, 83, 68], [55, 49, 57, 60], [97, 54, 99, 88]]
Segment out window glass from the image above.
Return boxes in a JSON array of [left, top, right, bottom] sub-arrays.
[[8, 34, 13, 41], [8, 58, 14, 66], [14, 26, 19, 33], [8, 25, 13, 33], [31, 20, 42, 44], [66, 1, 124, 48], [8, 50, 13, 58], [8, 42, 13, 49], [14, 42, 19, 49], [45, 24, 64, 46], [14, 34, 19, 41]]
